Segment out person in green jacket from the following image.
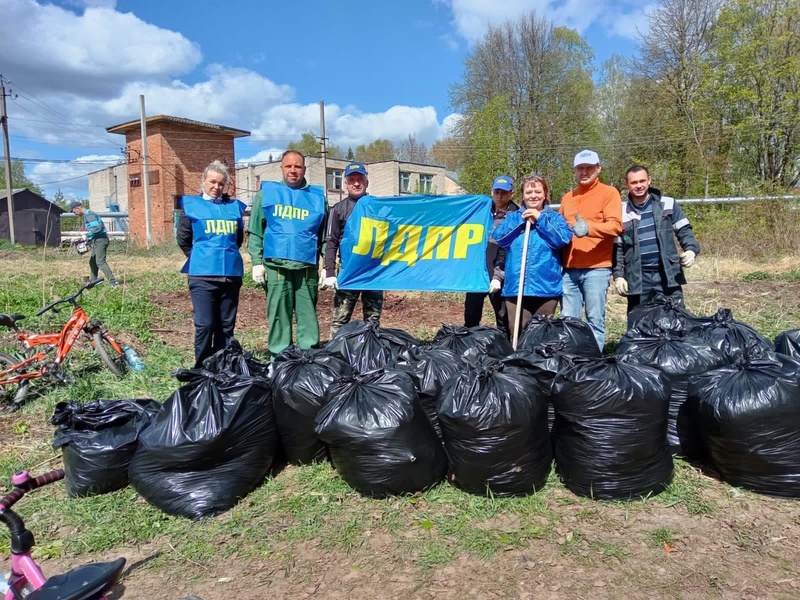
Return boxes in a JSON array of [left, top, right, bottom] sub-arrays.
[[69, 201, 119, 287], [247, 150, 328, 358]]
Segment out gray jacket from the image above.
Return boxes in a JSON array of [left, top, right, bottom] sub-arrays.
[[612, 188, 700, 294]]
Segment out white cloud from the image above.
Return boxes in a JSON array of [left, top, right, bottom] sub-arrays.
[[1, 0, 201, 98], [249, 104, 449, 151], [29, 154, 122, 199], [601, 2, 655, 40], [441, 0, 647, 43]]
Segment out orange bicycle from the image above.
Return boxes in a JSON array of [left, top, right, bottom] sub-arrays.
[[0, 279, 128, 413]]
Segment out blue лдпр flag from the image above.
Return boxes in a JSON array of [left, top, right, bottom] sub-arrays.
[[337, 194, 493, 292]]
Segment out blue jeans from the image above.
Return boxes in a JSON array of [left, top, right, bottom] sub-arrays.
[[561, 268, 611, 352]]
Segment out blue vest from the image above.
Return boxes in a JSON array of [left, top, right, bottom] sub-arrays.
[[181, 196, 245, 276], [260, 181, 326, 265]]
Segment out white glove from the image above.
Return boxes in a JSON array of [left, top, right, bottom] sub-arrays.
[[572, 214, 589, 238], [614, 277, 628, 296], [679, 250, 696, 268], [488, 279, 502, 294], [252, 265, 266, 284], [323, 276, 338, 290]]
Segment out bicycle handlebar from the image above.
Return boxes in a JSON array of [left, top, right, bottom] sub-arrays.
[[0, 469, 65, 512], [35, 279, 104, 317]]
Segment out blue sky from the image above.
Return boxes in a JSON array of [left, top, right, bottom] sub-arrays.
[[1, 0, 652, 198]]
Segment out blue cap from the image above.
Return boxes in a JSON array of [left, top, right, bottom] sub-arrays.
[[491, 175, 513, 191], [68, 200, 83, 210], [345, 162, 367, 177]]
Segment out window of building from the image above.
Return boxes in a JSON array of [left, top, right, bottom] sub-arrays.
[[327, 169, 343, 190], [399, 171, 411, 193], [149, 170, 160, 185], [129, 173, 141, 188], [418, 173, 434, 194]]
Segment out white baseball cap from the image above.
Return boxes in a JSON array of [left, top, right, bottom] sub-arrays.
[[573, 149, 601, 167]]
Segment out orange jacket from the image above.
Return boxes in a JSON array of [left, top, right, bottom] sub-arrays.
[[559, 179, 622, 268]]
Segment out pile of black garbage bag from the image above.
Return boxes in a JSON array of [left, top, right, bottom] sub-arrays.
[[52, 303, 800, 513]]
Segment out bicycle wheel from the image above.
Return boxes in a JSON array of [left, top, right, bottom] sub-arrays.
[[0, 350, 30, 412], [91, 331, 126, 377]]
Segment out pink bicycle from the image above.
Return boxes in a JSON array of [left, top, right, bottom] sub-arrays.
[[0, 470, 204, 599], [0, 469, 125, 599]]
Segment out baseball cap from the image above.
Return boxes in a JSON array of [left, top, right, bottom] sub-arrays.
[[68, 200, 83, 210], [345, 162, 367, 177], [573, 149, 601, 167], [491, 175, 513, 191]]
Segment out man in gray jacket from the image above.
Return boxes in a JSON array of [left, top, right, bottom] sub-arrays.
[[612, 165, 699, 316]]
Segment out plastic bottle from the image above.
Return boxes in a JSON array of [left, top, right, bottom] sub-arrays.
[[122, 345, 145, 371], [0, 571, 10, 594]]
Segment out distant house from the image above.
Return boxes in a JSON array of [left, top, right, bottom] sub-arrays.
[[236, 157, 466, 206], [0, 188, 64, 247]]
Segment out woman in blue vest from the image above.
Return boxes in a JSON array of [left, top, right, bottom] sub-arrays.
[[176, 160, 246, 367]]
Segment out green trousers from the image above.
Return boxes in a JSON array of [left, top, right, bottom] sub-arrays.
[[89, 237, 117, 284], [264, 263, 320, 358]]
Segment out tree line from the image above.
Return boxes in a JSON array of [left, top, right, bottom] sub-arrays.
[[304, 0, 800, 200]]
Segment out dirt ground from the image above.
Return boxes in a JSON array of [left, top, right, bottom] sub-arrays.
[[147, 288, 469, 352]]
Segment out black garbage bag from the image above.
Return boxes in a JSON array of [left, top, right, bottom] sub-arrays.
[[506, 342, 577, 432], [627, 296, 701, 334], [51, 399, 162, 497], [390, 345, 465, 438], [437, 358, 551, 496], [617, 329, 729, 459], [271, 346, 352, 464], [201, 339, 270, 378], [518, 315, 602, 357], [689, 354, 800, 497], [324, 320, 419, 373], [314, 369, 446, 497], [688, 308, 773, 362], [129, 369, 277, 519], [774, 329, 800, 359], [551, 356, 674, 500], [432, 324, 513, 360]]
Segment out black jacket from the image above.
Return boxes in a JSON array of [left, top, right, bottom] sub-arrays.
[[612, 188, 700, 294], [488, 201, 519, 282], [324, 194, 363, 273]]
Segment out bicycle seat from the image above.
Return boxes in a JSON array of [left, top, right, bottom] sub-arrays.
[[27, 557, 126, 600], [0, 314, 25, 328]]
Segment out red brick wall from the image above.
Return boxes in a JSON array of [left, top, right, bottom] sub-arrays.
[[124, 124, 237, 246]]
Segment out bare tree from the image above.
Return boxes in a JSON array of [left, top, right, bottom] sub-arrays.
[[450, 12, 596, 194], [632, 0, 723, 196], [395, 135, 430, 164]]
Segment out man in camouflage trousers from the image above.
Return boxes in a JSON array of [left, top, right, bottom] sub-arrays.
[[322, 162, 383, 338]]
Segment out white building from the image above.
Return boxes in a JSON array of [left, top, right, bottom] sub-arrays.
[[236, 156, 466, 205]]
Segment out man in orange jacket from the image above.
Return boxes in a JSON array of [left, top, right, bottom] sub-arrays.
[[559, 149, 623, 352]]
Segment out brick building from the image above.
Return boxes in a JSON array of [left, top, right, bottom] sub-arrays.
[[236, 157, 465, 206], [105, 115, 249, 246]]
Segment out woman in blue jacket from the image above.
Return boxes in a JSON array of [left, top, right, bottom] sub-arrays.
[[492, 174, 573, 340], [176, 160, 246, 367]]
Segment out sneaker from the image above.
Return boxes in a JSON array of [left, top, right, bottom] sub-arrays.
[[109, 281, 120, 288]]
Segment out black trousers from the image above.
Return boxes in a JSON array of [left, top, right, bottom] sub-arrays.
[[464, 292, 510, 338], [188, 277, 242, 368]]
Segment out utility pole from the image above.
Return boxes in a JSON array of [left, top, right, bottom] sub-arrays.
[[1, 75, 16, 244], [139, 94, 152, 248], [319, 100, 327, 202]]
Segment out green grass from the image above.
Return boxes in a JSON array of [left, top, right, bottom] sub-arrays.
[[1, 243, 800, 597]]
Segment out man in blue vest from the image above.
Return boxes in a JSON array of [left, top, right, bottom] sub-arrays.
[[248, 150, 328, 358], [69, 201, 119, 287]]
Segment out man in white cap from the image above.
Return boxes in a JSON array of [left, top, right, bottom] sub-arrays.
[[559, 150, 622, 352], [464, 174, 519, 338]]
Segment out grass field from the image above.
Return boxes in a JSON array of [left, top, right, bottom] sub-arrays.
[[0, 240, 799, 600]]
